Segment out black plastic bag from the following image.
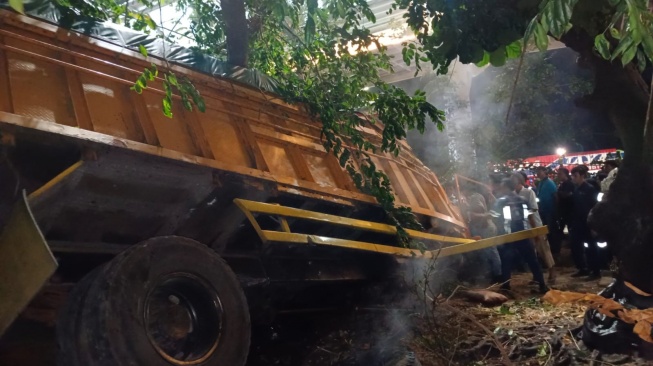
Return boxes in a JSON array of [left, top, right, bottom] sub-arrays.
[[578, 279, 653, 357]]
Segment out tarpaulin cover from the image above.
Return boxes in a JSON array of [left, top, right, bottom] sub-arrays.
[[0, 0, 280, 93]]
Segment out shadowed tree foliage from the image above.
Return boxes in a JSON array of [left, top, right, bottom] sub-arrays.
[[470, 48, 620, 165], [395, 0, 653, 291]]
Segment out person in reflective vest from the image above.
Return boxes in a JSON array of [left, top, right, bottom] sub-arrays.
[[490, 178, 548, 294]]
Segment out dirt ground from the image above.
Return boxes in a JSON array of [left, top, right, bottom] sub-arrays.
[[1, 261, 649, 366], [246, 265, 652, 366]]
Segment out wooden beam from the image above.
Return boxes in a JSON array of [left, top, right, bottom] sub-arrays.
[[182, 108, 214, 159], [231, 109, 269, 171], [130, 93, 160, 146], [61, 54, 94, 131], [285, 146, 314, 182], [406, 169, 436, 212], [0, 35, 13, 113], [0, 111, 399, 220]]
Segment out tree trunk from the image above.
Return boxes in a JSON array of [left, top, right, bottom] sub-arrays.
[[562, 30, 653, 293], [222, 0, 249, 68]]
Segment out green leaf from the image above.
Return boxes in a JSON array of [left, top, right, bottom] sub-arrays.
[[505, 40, 522, 59], [163, 80, 172, 99], [135, 76, 146, 89], [138, 44, 148, 58], [475, 51, 491, 67], [194, 95, 206, 113], [130, 83, 143, 94], [166, 72, 179, 87], [610, 27, 621, 40], [143, 14, 157, 30], [162, 96, 173, 118], [594, 34, 611, 59], [9, 0, 24, 14], [636, 49, 647, 71], [149, 64, 158, 79], [642, 34, 653, 60], [534, 22, 549, 51], [336, 1, 346, 18], [544, 0, 578, 38], [523, 17, 538, 46], [621, 44, 637, 66], [611, 36, 634, 60], [181, 94, 192, 111], [489, 48, 506, 67], [339, 149, 351, 167]]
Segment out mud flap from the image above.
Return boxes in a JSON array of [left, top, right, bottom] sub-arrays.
[[0, 191, 57, 336]]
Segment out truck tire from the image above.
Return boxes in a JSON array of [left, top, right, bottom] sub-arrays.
[[58, 236, 250, 366], [56, 267, 102, 366]]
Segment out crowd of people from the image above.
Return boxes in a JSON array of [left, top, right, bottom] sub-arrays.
[[457, 160, 619, 294]]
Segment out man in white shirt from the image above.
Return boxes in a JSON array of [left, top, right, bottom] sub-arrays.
[[600, 160, 619, 193]]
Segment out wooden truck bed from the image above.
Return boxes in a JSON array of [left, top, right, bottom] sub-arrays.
[[0, 9, 465, 235]]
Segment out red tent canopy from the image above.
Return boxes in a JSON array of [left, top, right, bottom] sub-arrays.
[[522, 148, 620, 166]]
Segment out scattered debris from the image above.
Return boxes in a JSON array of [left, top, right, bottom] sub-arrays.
[[458, 289, 509, 307], [410, 269, 653, 365]]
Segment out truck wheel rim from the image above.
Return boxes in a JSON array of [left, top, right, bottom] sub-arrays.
[[144, 273, 223, 365]]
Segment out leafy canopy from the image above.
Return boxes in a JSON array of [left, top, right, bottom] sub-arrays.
[[395, 0, 653, 74]]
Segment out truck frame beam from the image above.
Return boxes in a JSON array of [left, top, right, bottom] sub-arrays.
[[235, 198, 549, 259]]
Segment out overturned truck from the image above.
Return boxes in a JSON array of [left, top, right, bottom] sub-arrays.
[[0, 7, 546, 366]]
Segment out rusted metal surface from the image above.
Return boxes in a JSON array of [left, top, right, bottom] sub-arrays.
[[0, 191, 57, 335]]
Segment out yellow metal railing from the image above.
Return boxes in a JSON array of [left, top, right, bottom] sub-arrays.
[[234, 199, 548, 259]]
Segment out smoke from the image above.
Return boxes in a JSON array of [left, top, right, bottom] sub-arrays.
[[394, 48, 617, 184], [469, 48, 616, 169], [393, 62, 484, 184]]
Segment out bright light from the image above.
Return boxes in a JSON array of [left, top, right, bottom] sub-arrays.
[[556, 147, 567, 156], [584, 242, 607, 248], [597, 192, 604, 202], [503, 206, 512, 220]]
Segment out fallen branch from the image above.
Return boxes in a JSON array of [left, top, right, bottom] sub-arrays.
[[568, 329, 580, 351], [544, 339, 552, 366], [440, 303, 515, 366], [576, 356, 617, 366]]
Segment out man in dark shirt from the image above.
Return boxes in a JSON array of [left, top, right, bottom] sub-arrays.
[[569, 165, 600, 280], [490, 178, 547, 293], [536, 166, 559, 254]]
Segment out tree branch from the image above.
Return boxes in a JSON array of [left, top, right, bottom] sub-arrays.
[[505, 50, 526, 125], [222, 0, 249, 67]]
